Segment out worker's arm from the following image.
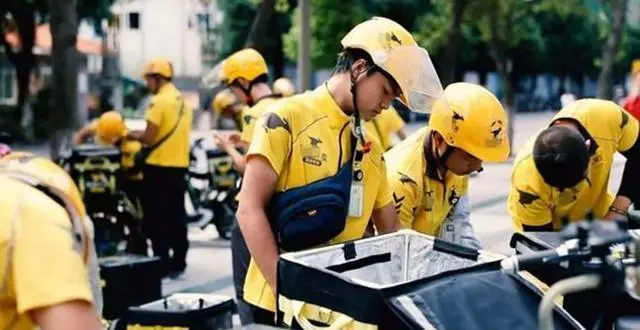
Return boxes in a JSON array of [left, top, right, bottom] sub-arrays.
[[237, 111, 292, 292], [371, 155, 400, 234], [73, 121, 98, 145], [127, 120, 159, 145], [127, 98, 162, 145], [31, 301, 102, 330], [236, 156, 279, 291], [611, 108, 640, 218], [213, 131, 247, 173]]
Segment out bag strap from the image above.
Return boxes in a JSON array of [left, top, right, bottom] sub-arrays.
[[148, 97, 185, 151]]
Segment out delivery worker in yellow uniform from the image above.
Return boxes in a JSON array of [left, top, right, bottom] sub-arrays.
[[508, 99, 640, 232], [236, 16, 443, 326], [208, 48, 282, 173], [203, 48, 283, 325], [364, 104, 407, 151], [273, 77, 296, 97], [92, 111, 149, 254], [0, 152, 103, 330], [386, 83, 510, 249], [127, 58, 192, 278]]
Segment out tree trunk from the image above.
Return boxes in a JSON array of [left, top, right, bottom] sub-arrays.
[[244, 0, 276, 52], [597, 0, 628, 100], [48, 0, 79, 160], [487, 3, 515, 156], [0, 4, 37, 140], [441, 0, 468, 86]]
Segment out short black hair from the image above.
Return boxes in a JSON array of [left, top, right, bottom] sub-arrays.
[[533, 125, 590, 189], [332, 48, 401, 95], [230, 73, 268, 87]]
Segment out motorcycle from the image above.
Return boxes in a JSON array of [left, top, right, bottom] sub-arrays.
[[184, 137, 240, 240], [58, 144, 150, 257]]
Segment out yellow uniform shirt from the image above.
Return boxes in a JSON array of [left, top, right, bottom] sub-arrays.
[[120, 138, 144, 180], [240, 96, 280, 144], [509, 99, 639, 231], [144, 83, 192, 168], [0, 176, 94, 330], [364, 107, 405, 150], [386, 127, 469, 234], [242, 85, 392, 312]]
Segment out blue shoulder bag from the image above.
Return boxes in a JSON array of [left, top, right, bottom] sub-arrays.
[[267, 134, 358, 252]]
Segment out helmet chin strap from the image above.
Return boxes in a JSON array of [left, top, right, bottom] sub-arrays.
[[233, 81, 254, 106], [350, 67, 373, 147], [433, 136, 484, 175]]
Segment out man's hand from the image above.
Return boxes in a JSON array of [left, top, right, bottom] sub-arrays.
[[213, 131, 233, 151], [604, 195, 632, 221]]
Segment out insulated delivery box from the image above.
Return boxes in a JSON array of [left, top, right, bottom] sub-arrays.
[[277, 230, 583, 330]]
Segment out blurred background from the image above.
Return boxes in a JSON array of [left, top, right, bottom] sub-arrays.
[[2, 0, 640, 146]]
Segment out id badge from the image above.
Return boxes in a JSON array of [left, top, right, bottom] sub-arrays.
[[349, 182, 364, 218]]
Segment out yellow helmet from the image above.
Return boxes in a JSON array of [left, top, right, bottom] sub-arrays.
[[0, 152, 90, 258], [212, 89, 238, 115], [341, 17, 443, 113], [428, 82, 510, 162], [219, 48, 268, 84], [96, 111, 126, 145], [142, 58, 174, 79], [632, 59, 640, 75], [273, 77, 296, 97]]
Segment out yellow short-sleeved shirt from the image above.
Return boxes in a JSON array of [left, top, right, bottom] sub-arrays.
[[240, 96, 280, 144], [386, 127, 468, 234], [0, 176, 93, 330], [119, 138, 143, 180], [509, 99, 640, 231], [364, 107, 405, 150], [144, 83, 193, 168], [242, 85, 392, 312]]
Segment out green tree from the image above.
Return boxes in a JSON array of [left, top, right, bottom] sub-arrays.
[[283, 0, 366, 69], [596, 0, 629, 99], [0, 0, 115, 141], [218, 0, 293, 78]]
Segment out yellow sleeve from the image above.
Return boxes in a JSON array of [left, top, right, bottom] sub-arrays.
[[144, 96, 165, 126], [387, 168, 418, 229], [246, 110, 292, 176], [617, 108, 640, 152], [87, 120, 98, 133], [13, 196, 93, 314], [241, 113, 258, 144], [508, 183, 552, 229], [374, 154, 393, 210], [386, 109, 405, 134]]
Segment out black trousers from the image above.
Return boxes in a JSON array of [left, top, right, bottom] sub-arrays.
[[141, 165, 189, 274], [231, 223, 255, 325]]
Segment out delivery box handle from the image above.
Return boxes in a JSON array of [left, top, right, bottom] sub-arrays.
[[291, 300, 354, 330]]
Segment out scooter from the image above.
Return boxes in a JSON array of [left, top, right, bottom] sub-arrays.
[[185, 137, 240, 240]]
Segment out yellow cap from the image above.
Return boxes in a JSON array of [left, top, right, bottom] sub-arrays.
[[96, 111, 126, 146], [341, 17, 443, 113], [142, 58, 174, 79], [429, 82, 510, 162]]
